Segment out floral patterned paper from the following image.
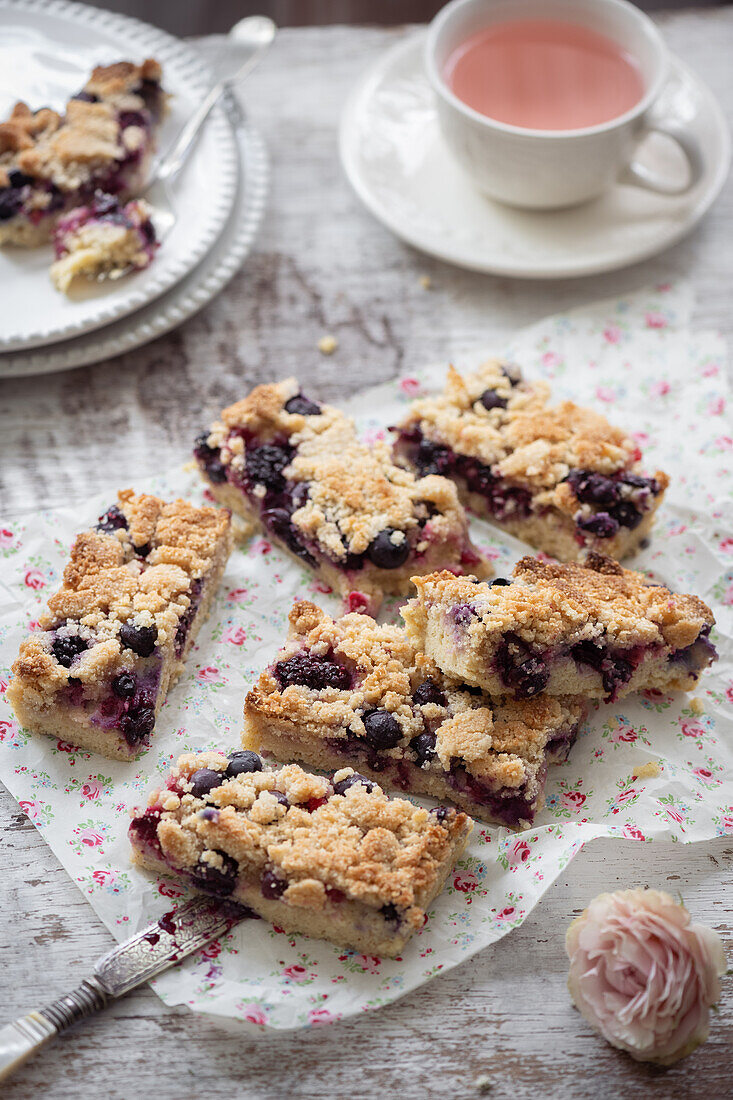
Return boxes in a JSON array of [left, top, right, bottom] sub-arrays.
[[0, 283, 731, 1032]]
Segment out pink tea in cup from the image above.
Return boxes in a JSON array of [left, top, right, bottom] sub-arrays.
[[443, 19, 644, 130]]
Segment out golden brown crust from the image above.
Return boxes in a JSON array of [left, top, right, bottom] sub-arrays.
[[243, 600, 586, 791], [134, 751, 472, 923], [10, 490, 231, 694], [395, 361, 669, 554], [406, 555, 715, 652], [198, 380, 489, 609], [0, 59, 163, 196]]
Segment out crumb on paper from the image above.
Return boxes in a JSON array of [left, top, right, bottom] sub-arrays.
[[317, 334, 338, 355], [632, 761, 661, 780], [419, 275, 432, 290], [689, 697, 704, 716], [474, 1075, 492, 1093]]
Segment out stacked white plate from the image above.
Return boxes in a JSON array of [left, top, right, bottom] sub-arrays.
[[0, 0, 268, 378]]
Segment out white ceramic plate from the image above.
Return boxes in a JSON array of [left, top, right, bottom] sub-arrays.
[[0, 0, 239, 351], [0, 119, 267, 378], [340, 32, 731, 279]]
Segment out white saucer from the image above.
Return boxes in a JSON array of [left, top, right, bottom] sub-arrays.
[[0, 0, 239, 352], [0, 121, 267, 377], [340, 32, 730, 279]]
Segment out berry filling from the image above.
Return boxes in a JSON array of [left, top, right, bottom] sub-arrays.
[[274, 653, 351, 691], [395, 428, 531, 522]]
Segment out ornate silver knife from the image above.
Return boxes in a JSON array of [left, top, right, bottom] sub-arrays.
[[0, 896, 249, 1082]]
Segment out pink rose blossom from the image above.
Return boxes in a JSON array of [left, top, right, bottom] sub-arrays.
[[226, 626, 248, 646], [693, 766, 713, 781], [308, 1008, 333, 1025], [453, 872, 480, 894], [244, 1007, 267, 1026], [726, 685, 733, 704], [496, 906, 516, 921], [622, 825, 645, 841], [702, 363, 720, 378], [562, 790, 586, 809], [77, 828, 104, 848], [19, 799, 39, 819], [400, 376, 421, 396], [719, 538, 733, 554], [283, 964, 307, 981], [566, 888, 726, 1065], [720, 813, 733, 833], [595, 386, 615, 403], [715, 436, 732, 451], [603, 325, 621, 344], [542, 351, 560, 368], [650, 379, 670, 398], [24, 568, 45, 590], [81, 781, 103, 800], [645, 311, 668, 328], [158, 882, 184, 899], [680, 721, 704, 739], [227, 588, 249, 602], [508, 839, 531, 866], [708, 397, 725, 416], [197, 666, 220, 683], [722, 584, 733, 607], [355, 955, 382, 974], [0, 528, 14, 546]]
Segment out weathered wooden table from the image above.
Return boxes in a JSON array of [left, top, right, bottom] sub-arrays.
[[2, 12, 731, 1099]]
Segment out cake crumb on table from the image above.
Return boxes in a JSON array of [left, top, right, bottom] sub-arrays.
[[632, 761, 661, 780], [689, 697, 704, 715], [317, 334, 338, 355], [419, 274, 432, 289]]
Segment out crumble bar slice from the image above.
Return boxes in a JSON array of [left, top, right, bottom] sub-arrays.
[[194, 377, 490, 616], [243, 601, 587, 828], [402, 554, 717, 703], [129, 750, 472, 956], [0, 59, 166, 246], [50, 192, 157, 293], [8, 490, 232, 761], [393, 360, 669, 561]]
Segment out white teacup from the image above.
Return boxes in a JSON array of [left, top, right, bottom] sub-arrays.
[[425, 0, 704, 209]]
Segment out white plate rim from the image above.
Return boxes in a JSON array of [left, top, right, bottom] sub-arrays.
[[0, 0, 239, 351], [0, 122, 268, 377], [339, 32, 732, 279]]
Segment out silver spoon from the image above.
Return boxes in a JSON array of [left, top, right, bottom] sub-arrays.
[[145, 15, 276, 242]]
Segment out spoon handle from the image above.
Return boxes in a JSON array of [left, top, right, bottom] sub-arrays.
[[154, 17, 276, 185]]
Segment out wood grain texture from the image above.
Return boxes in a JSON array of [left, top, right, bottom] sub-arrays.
[[1, 13, 731, 1098]]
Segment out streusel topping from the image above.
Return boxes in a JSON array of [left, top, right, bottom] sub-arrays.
[[0, 59, 162, 190], [143, 751, 470, 920], [245, 601, 585, 787], [204, 378, 468, 558], [405, 554, 714, 652], [397, 361, 668, 496], [12, 490, 231, 689]]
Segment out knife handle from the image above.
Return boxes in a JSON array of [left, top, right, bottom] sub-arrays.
[[0, 979, 108, 1082]]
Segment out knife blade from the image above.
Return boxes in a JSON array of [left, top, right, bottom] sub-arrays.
[[0, 895, 251, 1082]]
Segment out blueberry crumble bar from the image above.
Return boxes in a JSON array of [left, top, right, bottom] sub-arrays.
[[243, 601, 587, 828], [50, 192, 157, 293], [194, 378, 490, 615], [403, 554, 717, 703], [129, 750, 471, 956], [8, 491, 232, 761], [393, 361, 669, 562], [0, 60, 166, 246]]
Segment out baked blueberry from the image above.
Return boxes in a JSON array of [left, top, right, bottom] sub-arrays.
[[412, 679, 447, 707], [119, 622, 158, 657], [52, 634, 87, 668], [367, 529, 410, 570], [362, 709, 401, 749], [576, 512, 620, 538], [260, 867, 288, 899], [119, 704, 155, 745], [274, 654, 350, 691], [410, 730, 437, 765], [333, 772, 376, 795], [245, 444, 292, 492], [479, 388, 508, 411], [285, 394, 321, 416], [189, 768, 224, 799], [112, 672, 136, 698], [226, 750, 263, 778], [193, 851, 238, 897], [96, 504, 128, 533]]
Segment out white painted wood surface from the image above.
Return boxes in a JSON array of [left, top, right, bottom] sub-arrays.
[[1, 13, 731, 1098]]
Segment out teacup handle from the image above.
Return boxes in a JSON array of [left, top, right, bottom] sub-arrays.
[[622, 116, 704, 195]]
